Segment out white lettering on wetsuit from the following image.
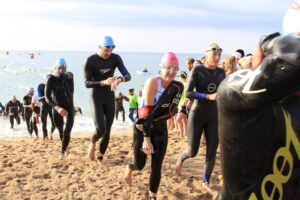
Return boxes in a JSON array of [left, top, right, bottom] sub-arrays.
[[228, 69, 267, 94]]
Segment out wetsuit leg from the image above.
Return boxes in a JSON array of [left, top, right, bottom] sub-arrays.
[[129, 126, 147, 170], [90, 97, 115, 155], [61, 109, 74, 153], [180, 110, 204, 161], [115, 105, 119, 120], [149, 127, 168, 193], [203, 117, 218, 183], [53, 109, 64, 140], [48, 106, 55, 133], [25, 109, 33, 134], [10, 116, 14, 128], [15, 115, 21, 125], [99, 102, 115, 154], [41, 103, 48, 138], [121, 107, 125, 122], [31, 116, 38, 136]]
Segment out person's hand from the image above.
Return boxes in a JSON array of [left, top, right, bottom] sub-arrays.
[[111, 77, 121, 91], [9, 113, 13, 116], [207, 93, 217, 100], [142, 137, 154, 155], [55, 106, 68, 117], [136, 124, 144, 132], [100, 77, 116, 86]]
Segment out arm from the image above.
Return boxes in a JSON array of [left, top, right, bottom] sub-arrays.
[[123, 96, 129, 101], [18, 101, 23, 113], [5, 102, 9, 114], [84, 58, 102, 88], [116, 55, 131, 82], [185, 67, 209, 100], [45, 77, 56, 107], [137, 77, 157, 137]]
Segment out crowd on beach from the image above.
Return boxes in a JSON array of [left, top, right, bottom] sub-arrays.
[[0, 33, 299, 199]]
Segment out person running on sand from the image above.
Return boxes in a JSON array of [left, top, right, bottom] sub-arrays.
[[5, 95, 22, 129], [45, 58, 74, 159], [115, 92, 129, 122], [30, 92, 41, 140], [175, 43, 226, 187], [124, 52, 183, 200], [23, 87, 34, 136], [37, 75, 56, 140], [84, 36, 131, 162]]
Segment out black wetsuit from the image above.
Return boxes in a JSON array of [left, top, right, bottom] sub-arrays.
[[128, 79, 183, 193], [179, 65, 225, 183], [45, 72, 74, 154], [23, 95, 33, 135], [5, 100, 22, 128], [216, 33, 300, 200], [0, 102, 5, 115], [84, 53, 131, 155], [115, 95, 128, 122], [38, 83, 55, 138]]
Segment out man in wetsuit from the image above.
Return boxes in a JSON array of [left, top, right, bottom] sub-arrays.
[[23, 87, 34, 136], [216, 32, 300, 199], [45, 58, 74, 159], [37, 75, 56, 140], [175, 43, 226, 186], [128, 88, 138, 122], [5, 96, 22, 129], [115, 92, 129, 122], [124, 52, 183, 200], [84, 36, 131, 162], [31, 92, 41, 140]]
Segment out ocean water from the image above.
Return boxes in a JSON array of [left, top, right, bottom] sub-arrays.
[[0, 50, 198, 138]]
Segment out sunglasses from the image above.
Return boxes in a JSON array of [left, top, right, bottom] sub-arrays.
[[207, 48, 223, 53]]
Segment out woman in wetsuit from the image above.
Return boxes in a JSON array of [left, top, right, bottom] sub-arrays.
[[124, 52, 183, 200], [175, 43, 226, 186], [84, 36, 131, 162], [45, 58, 74, 159]]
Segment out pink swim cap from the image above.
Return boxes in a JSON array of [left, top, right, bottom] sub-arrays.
[[160, 52, 179, 66]]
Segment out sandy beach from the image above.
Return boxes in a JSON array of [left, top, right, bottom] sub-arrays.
[[0, 129, 222, 200]]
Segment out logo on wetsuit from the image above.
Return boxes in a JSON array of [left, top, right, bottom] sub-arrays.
[[249, 110, 300, 200], [99, 68, 111, 74], [207, 83, 217, 93]]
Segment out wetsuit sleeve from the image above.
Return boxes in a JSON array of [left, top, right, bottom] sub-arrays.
[[60, 72, 73, 80], [0, 103, 4, 112], [84, 58, 101, 88], [116, 55, 131, 82], [185, 67, 207, 100], [18, 101, 22, 113], [5, 102, 9, 114], [45, 77, 56, 107]]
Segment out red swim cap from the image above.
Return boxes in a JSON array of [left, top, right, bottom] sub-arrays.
[[160, 52, 179, 66]]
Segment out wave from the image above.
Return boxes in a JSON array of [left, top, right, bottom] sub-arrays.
[[0, 114, 132, 139]]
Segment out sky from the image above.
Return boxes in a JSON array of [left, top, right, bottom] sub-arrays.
[[0, 0, 294, 54]]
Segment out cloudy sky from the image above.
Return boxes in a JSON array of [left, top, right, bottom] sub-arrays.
[[0, 0, 294, 53]]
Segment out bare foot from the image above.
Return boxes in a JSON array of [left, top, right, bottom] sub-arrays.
[[124, 165, 133, 185], [34, 136, 39, 140], [88, 143, 96, 161], [59, 152, 67, 160], [175, 159, 183, 176], [49, 133, 53, 141]]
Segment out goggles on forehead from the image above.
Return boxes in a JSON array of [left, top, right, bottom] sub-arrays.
[[103, 45, 116, 49], [207, 47, 223, 53]]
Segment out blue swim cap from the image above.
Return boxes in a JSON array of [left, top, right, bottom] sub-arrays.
[[55, 58, 67, 67], [101, 36, 115, 48]]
